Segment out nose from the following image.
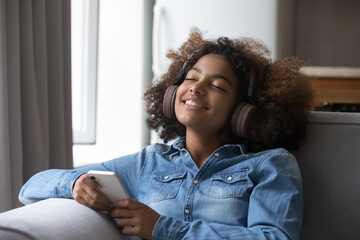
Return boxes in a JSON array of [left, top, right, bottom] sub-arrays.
[[189, 80, 205, 95]]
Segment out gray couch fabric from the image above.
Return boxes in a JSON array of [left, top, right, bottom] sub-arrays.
[[294, 112, 360, 240], [0, 198, 140, 240]]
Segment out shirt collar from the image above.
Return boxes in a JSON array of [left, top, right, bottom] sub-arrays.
[[172, 137, 186, 150], [171, 137, 247, 155]]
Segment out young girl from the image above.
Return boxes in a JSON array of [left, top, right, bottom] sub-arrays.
[[19, 29, 313, 240]]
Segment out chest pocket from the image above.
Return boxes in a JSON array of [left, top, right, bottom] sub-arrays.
[[208, 169, 249, 199], [147, 170, 187, 203]]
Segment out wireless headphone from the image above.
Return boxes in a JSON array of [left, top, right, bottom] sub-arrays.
[[162, 55, 257, 138]]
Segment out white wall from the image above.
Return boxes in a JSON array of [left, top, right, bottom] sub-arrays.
[[153, 0, 296, 76]]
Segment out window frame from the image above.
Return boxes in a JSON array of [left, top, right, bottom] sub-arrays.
[[71, 0, 99, 144]]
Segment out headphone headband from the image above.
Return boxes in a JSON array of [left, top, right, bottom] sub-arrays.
[[172, 48, 203, 86], [247, 65, 255, 104]]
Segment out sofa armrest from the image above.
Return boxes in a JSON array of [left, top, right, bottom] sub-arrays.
[[0, 198, 140, 240]]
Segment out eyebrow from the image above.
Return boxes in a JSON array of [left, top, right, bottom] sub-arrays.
[[189, 67, 233, 86]]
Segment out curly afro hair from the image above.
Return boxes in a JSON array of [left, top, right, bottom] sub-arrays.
[[144, 28, 313, 152]]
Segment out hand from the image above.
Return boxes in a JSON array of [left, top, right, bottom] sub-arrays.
[[110, 199, 160, 240], [72, 173, 114, 211]]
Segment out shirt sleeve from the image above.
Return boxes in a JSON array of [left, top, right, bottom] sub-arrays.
[[19, 146, 150, 205], [18, 165, 107, 205], [152, 150, 303, 240]]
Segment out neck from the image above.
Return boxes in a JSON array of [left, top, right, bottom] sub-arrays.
[[185, 129, 224, 168]]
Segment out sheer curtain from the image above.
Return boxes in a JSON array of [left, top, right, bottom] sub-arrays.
[[0, 0, 73, 212]]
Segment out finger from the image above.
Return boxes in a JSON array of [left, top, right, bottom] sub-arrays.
[[75, 195, 104, 210], [81, 174, 101, 193], [80, 174, 114, 207], [110, 208, 135, 218], [73, 175, 113, 210], [75, 189, 111, 211], [75, 195, 97, 209], [84, 184, 113, 206], [84, 191, 112, 210], [73, 174, 98, 198], [116, 217, 135, 228], [77, 173, 99, 189], [115, 199, 140, 210], [74, 195, 91, 208], [121, 225, 140, 237]]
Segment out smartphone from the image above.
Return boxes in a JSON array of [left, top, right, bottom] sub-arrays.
[[87, 170, 129, 202]]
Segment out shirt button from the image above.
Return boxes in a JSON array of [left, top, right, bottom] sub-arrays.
[[164, 176, 169, 180], [214, 153, 219, 157], [227, 176, 232, 181], [193, 180, 199, 184], [185, 153, 188, 157], [184, 209, 190, 214]]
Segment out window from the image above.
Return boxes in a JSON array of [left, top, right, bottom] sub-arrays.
[[71, 0, 99, 144], [71, 0, 152, 167]]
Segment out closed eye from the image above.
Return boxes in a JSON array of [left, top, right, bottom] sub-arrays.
[[211, 84, 225, 91]]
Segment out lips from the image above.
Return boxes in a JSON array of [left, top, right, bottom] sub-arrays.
[[181, 96, 209, 109]]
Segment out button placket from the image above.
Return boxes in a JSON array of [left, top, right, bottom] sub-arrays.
[[182, 150, 223, 222]]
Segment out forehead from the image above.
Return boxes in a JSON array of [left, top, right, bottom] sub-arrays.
[[192, 54, 235, 74]]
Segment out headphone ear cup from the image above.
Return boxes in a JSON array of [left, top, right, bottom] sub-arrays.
[[231, 103, 257, 138], [163, 85, 179, 119]]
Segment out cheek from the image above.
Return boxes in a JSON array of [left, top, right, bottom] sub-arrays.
[[218, 104, 234, 122], [217, 96, 238, 121]]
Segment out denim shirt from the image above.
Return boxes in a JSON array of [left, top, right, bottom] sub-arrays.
[[19, 137, 303, 240]]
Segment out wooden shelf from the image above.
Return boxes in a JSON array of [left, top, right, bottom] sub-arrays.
[[301, 67, 360, 109]]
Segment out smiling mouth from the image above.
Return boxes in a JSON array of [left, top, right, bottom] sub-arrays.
[[183, 100, 208, 109]]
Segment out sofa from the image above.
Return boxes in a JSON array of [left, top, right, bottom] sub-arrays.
[[293, 111, 360, 239], [0, 111, 359, 240]]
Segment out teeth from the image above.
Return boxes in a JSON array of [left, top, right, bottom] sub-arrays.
[[185, 100, 202, 108]]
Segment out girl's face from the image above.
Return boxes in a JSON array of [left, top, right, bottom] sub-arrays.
[[175, 54, 239, 135]]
